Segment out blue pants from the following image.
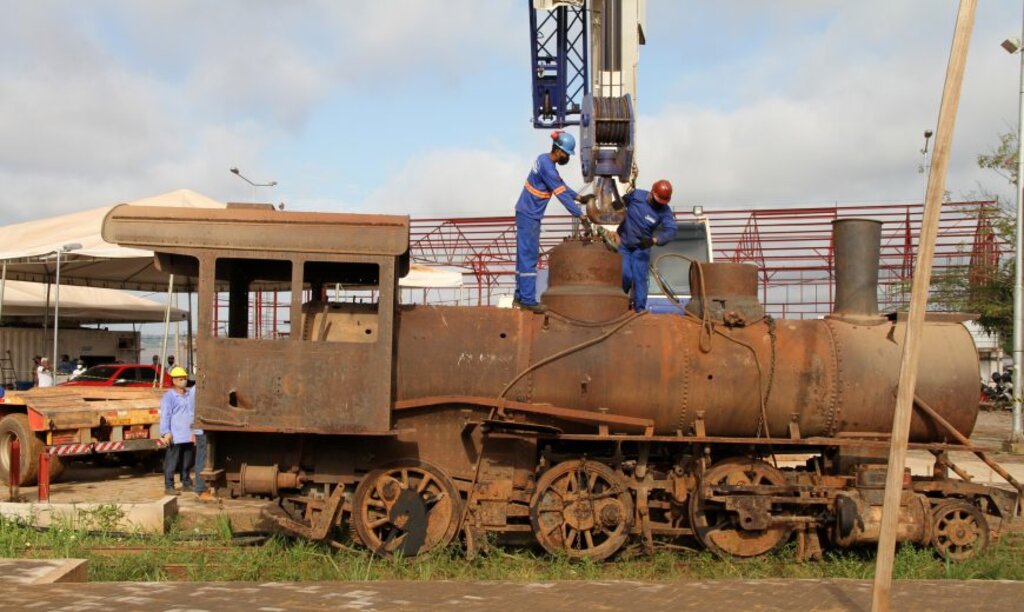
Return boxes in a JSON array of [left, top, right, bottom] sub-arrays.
[[164, 442, 194, 490], [620, 245, 652, 310], [514, 214, 542, 305], [192, 433, 208, 494]]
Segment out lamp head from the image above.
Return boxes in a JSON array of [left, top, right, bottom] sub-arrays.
[[692, 205, 704, 217], [1003, 38, 1021, 54], [230, 167, 240, 175]]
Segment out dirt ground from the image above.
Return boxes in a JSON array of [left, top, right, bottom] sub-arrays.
[[964, 409, 1023, 461]]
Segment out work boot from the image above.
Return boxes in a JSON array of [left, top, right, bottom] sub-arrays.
[[182, 483, 194, 493], [164, 488, 180, 496], [512, 298, 523, 309], [196, 490, 216, 503], [518, 302, 547, 314]]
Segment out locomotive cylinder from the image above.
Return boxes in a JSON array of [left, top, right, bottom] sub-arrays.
[[833, 491, 932, 548]]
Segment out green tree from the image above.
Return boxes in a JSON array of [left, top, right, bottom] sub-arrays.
[[930, 130, 1017, 352], [978, 130, 1019, 186]]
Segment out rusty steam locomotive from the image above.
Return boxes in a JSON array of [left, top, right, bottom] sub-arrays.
[[102, 206, 1020, 561]]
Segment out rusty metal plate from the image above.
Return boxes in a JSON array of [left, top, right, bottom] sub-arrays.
[[103, 205, 410, 257]]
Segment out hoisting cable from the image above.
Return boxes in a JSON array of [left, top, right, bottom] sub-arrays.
[[648, 253, 713, 353], [650, 254, 778, 465]]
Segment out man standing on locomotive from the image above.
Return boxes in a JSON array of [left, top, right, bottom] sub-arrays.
[[616, 179, 677, 311], [514, 130, 593, 313]]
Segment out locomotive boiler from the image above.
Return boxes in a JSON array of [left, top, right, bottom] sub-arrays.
[[102, 205, 1020, 562]]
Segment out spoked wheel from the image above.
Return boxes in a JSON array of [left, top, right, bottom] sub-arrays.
[[530, 460, 634, 561], [931, 500, 989, 561], [689, 457, 792, 559], [351, 460, 462, 557]]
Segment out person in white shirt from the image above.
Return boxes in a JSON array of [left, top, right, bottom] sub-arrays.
[[36, 357, 54, 388], [70, 360, 87, 380]]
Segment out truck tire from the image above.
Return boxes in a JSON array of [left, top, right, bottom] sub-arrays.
[[0, 413, 63, 486]]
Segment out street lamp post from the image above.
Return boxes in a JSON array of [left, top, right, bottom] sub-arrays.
[[1004, 26, 1024, 450], [229, 167, 278, 202], [52, 242, 82, 375]]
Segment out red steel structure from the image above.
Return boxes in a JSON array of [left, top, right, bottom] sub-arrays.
[[224, 200, 1005, 337], [409, 200, 1006, 318]]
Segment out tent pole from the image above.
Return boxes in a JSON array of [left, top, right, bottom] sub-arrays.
[[42, 276, 51, 362], [156, 274, 175, 387], [52, 249, 62, 371], [174, 291, 180, 368], [186, 284, 194, 374], [0, 262, 7, 326]]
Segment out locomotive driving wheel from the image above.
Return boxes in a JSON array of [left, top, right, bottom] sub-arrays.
[[689, 457, 792, 559], [530, 460, 634, 561], [351, 460, 461, 557], [931, 500, 989, 561]]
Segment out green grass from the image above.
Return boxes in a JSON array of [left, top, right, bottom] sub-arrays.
[[1, 517, 1021, 582]]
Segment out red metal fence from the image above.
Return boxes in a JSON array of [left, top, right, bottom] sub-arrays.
[[409, 200, 1006, 318], [225, 200, 1006, 337]]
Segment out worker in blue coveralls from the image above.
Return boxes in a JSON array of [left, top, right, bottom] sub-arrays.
[[514, 130, 593, 313], [616, 179, 677, 311], [159, 366, 195, 496]]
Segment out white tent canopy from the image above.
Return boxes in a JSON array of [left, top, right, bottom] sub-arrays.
[[400, 265, 464, 288], [0, 189, 226, 291], [0, 280, 186, 324], [0, 189, 463, 298]]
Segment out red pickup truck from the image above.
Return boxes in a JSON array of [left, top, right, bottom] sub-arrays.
[[61, 364, 173, 388]]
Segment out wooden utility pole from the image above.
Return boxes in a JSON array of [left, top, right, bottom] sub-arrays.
[[870, 2, 977, 610]]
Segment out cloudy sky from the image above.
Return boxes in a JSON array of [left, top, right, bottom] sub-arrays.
[[1, 1, 1021, 225]]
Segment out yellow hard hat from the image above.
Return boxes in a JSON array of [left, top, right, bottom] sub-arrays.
[[168, 366, 188, 378]]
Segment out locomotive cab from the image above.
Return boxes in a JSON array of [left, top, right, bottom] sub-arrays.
[[102, 204, 410, 435]]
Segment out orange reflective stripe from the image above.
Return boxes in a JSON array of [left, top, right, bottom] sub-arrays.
[[552, 186, 567, 196], [524, 182, 551, 199]]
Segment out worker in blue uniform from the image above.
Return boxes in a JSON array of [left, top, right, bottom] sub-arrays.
[[616, 179, 677, 311], [513, 130, 592, 313]]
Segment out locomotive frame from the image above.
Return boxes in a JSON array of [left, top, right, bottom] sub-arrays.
[[102, 204, 1022, 562]]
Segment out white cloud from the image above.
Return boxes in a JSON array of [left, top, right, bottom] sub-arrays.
[[0, 0, 1019, 227], [0, 1, 522, 222], [637, 2, 1019, 209], [358, 148, 530, 218]]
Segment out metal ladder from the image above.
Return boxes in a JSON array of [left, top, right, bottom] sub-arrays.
[[0, 350, 16, 388]]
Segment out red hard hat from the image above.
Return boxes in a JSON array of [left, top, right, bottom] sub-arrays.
[[651, 180, 673, 205]]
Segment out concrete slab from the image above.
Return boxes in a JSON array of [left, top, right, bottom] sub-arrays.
[[2, 579, 1023, 611], [0, 464, 273, 535], [0, 496, 177, 534], [0, 558, 87, 584]]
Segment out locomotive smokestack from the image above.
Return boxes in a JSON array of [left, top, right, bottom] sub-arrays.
[[832, 219, 883, 318], [542, 238, 629, 322]]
